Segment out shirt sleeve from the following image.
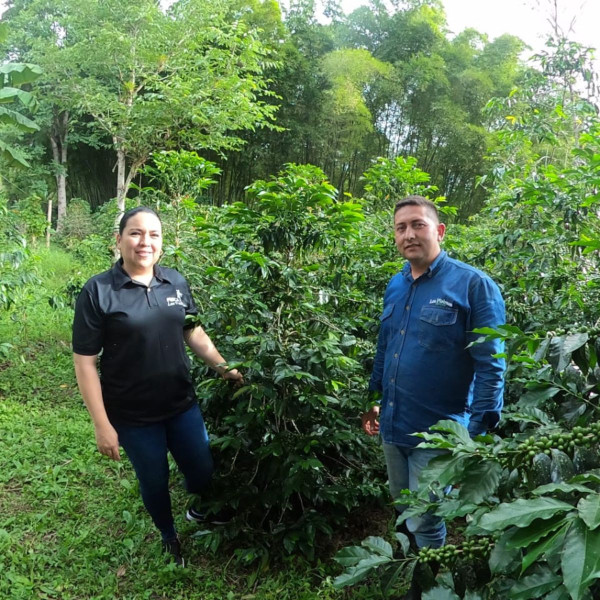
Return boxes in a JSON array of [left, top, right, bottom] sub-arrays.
[[369, 281, 393, 394], [466, 276, 506, 436], [72, 282, 104, 355]]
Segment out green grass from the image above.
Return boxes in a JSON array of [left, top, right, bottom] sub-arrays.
[[0, 245, 382, 599]]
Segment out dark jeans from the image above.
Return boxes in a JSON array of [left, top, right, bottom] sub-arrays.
[[114, 403, 214, 541]]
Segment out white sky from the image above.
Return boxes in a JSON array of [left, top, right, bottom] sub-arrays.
[[442, 0, 598, 51], [340, 0, 599, 60]]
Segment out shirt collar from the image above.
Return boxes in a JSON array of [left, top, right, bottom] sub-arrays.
[[402, 250, 447, 282], [111, 260, 173, 289]]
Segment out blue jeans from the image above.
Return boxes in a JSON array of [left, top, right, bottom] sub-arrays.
[[114, 403, 214, 541], [382, 442, 446, 549]]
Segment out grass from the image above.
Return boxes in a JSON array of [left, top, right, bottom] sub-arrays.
[[0, 245, 384, 599]]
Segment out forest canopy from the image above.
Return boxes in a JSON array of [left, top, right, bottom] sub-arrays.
[[1, 0, 575, 222]]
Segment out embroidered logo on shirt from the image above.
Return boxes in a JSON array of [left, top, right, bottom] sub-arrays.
[[429, 298, 453, 308], [166, 289, 185, 307]]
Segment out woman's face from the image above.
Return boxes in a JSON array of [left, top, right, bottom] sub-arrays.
[[116, 212, 163, 276]]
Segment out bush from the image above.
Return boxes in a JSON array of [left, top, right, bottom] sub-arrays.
[[174, 164, 391, 558], [58, 198, 94, 247]]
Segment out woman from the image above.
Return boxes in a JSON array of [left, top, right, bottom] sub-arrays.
[[73, 206, 242, 566]]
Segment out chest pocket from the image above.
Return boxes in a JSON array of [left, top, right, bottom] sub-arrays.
[[379, 304, 395, 343], [418, 306, 463, 351], [380, 304, 394, 322]]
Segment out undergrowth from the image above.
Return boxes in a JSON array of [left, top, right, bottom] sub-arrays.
[[0, 245, 385, 599]]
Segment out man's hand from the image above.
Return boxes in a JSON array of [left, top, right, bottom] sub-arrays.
[[94, 422, 121, 461], [223, 368, 244, 387], [361, 405, 380, 436]]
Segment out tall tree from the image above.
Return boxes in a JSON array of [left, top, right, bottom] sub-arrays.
[[2, 0, 281, 219], [4, 0, 112, 229], [65, 0, 279, 215], [320, 48, 391, 192]]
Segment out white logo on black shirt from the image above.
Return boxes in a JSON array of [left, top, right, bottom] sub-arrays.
[[167, 289, 185, 307]]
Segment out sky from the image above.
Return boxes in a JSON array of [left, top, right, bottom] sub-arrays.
[[340, 0, 599, 60]]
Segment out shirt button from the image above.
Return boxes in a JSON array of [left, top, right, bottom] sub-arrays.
[[390, 378, 395, 383], [406, 305, 410, 310], [389, 402, 394, 407], [394, 353, 398, 359], [400, 330, 405, 335]]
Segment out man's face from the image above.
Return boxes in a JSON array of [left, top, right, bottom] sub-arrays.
[[394, 204, 445, 268]]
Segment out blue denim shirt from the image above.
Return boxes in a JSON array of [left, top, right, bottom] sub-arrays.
[[369, 251, 505, 447]]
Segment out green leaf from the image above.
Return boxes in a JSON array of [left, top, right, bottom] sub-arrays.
[[381, 561, 409, 597], [429, 419, 475, 447], [361, 536, 393, 558], [529, 452, 553, 487], [0, 87, 36, 107], [506, 514, 568, 549], [548, 334, 588, 372], [532, 482, 593, 496], [509, 567, 562, 599], [333, 565, 374, 588], [521, 524, 568, 573], [459, 459, 502, 503], [436, 500, 480, 519], [572, 472, 600, 485], [0, 63, 42, 86], [479, 498, 574, 532], [471, 326, 502, 337], [518, 386, 561, 406], [334, 545, 373, 567], [489, 532, 521, 575], [422, 587, 461, 600], [418, 454, 471, 494], [562, 518, 600, 600], [577, 494, 600, 530], [0, 106, 39, 132], [543, 585, 570, 600], [394, 532, 410, 557], [0, 139, 31, 168]]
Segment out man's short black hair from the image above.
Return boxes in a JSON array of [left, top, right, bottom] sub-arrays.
[[394, 195, 439, 222]]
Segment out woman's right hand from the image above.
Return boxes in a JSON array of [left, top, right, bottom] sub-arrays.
[[95, 423, 121, 461]]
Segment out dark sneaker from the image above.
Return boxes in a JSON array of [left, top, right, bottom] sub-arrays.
[[185, 506, 234, 525], [162, 537, 185, 567]]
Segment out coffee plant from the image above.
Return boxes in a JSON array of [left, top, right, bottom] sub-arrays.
[[165, 164, 397, 559], [0, 197, 39, 310], [333, 94, 600, 596]]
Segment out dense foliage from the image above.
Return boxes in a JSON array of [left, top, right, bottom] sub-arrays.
[[331, 48, 600, 600], [2, 1, 600, 599], [0, 0, 530, 218], [136, 163, 392, 559]]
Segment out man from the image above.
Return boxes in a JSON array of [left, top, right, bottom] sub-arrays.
[[362, 195, 505, 596]]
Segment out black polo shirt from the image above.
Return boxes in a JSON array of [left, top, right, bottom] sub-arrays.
[[72, 260, 199, 426]]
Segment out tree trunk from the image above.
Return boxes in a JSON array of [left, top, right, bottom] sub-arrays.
[[115, 141, 127, 217], [50, 110, 69, 233], [46, 195, 53, 248]]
